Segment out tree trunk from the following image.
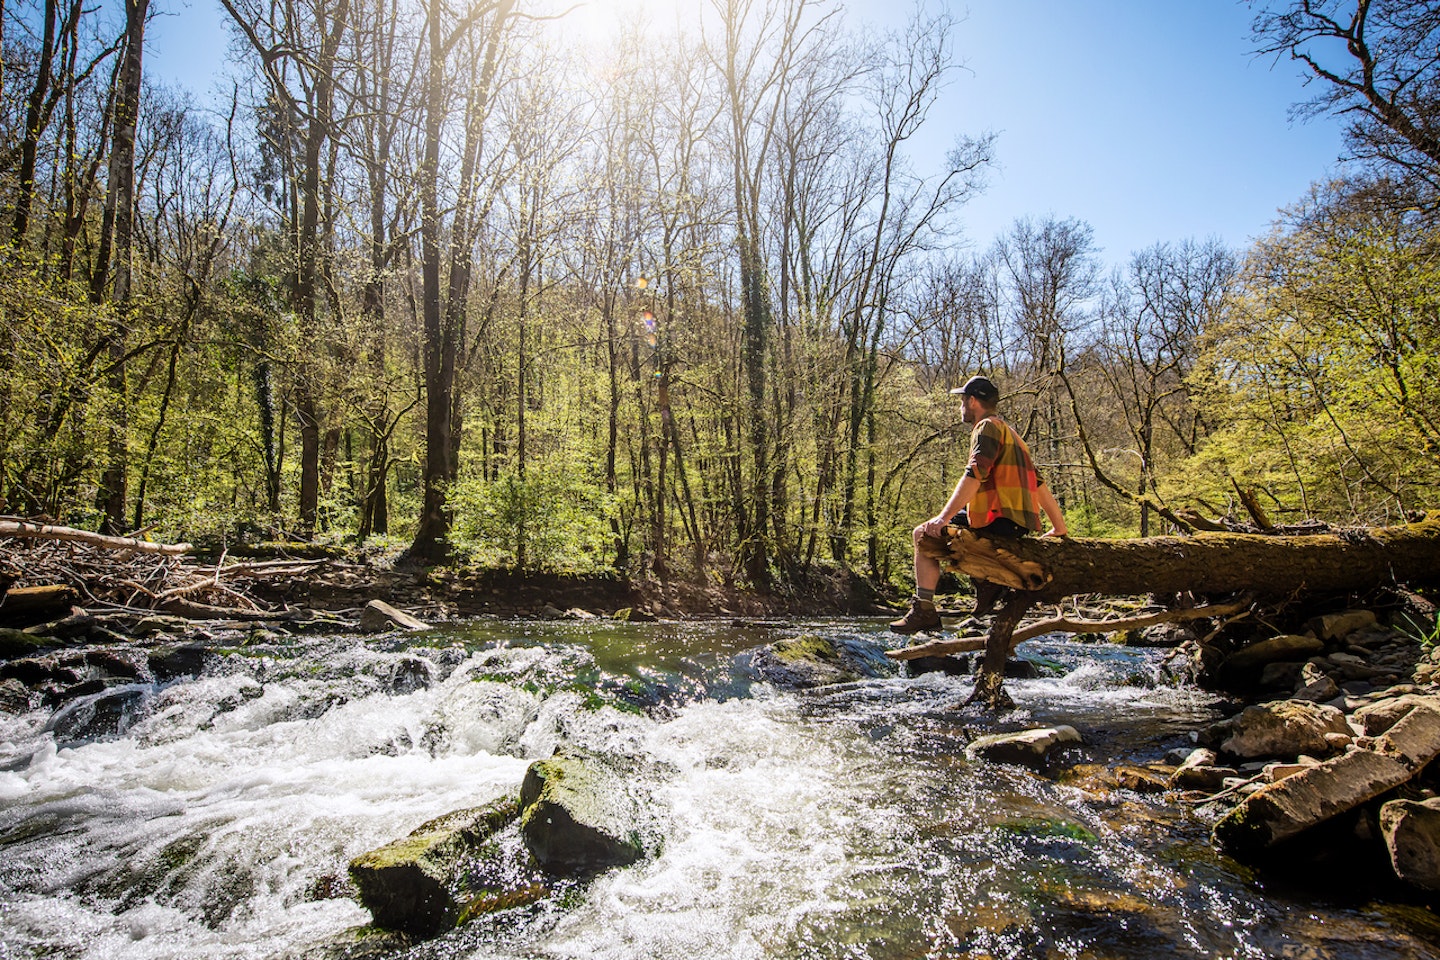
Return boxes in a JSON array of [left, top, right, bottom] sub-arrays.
[[91, 0, 148, 536], [922, 516, 1440, 602]]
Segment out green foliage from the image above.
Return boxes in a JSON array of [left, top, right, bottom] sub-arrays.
[[1181, 182, 1440, 524], [449, 464, 616, 573]]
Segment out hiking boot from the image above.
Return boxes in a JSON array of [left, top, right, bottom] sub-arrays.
[[972, 580, 1010, 617], [889, 598, 942, 634]]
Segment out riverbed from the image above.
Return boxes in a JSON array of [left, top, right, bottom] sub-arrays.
[[2, 618, 1438, 958]]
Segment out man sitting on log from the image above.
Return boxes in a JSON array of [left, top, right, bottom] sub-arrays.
[[890, 375, 1068, 634]]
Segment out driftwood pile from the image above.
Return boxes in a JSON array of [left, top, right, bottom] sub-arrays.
[[0, 518, 323, 623]]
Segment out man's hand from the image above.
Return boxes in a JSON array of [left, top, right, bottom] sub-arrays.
[[921, 516, 949, 537]]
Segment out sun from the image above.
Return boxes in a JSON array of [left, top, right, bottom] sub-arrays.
[[558, 0, 707, 41]]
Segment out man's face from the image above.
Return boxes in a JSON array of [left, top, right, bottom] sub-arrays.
[[960, 395, 978, 424]]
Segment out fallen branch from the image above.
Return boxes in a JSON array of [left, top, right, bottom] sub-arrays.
[[887, 598, 1253, 662], [0, 518, 192, 556]]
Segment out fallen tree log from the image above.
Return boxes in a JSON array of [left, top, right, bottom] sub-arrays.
[[916, 513, 1440, 603], [0, 519, 192, 556], [893, 512, 1440, 709]]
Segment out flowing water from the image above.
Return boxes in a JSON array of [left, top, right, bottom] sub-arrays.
[[2, 618, 1439, 959]]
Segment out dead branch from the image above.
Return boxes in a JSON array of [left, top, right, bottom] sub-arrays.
[[887, 598, 1254, 662], [0, 518, 192, 555]]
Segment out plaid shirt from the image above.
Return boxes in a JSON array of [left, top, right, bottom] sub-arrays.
[[965, 416, 1045, 532]]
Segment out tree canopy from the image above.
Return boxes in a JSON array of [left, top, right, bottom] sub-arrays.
[[0, 0, 1436, 587]]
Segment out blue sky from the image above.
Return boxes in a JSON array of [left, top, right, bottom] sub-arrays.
[[146, 0, 1346, 267], [891, 1, 1346, 264]]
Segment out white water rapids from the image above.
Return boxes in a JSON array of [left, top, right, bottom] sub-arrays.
[[1, 621, 1437, 959]]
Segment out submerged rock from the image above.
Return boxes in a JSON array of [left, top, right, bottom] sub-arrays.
[[750, 633, 899, 688], [348, 797, 536, 937], [966, 725, 1083, 769], [44, 683, 152, 743], [519, 748, 664, 875]]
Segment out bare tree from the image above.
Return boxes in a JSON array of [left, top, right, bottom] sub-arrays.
[[1253, 0, 1440, 201]]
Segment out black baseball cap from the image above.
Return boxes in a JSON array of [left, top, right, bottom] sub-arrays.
[[949, 376, 999, 402]]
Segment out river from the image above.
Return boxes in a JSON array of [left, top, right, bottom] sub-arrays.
[[2, 618, 1438, 959]]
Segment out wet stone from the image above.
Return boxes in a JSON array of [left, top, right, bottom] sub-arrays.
[[518, 748, 666, 876], [0, 677, 31, 714], [966, 725, 1083, 770], [44, 684, 152, 743]]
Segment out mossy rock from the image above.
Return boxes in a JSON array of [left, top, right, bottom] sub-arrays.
[[349, 797, 536, 937], [751, 633, 900, 688], [0, 628, 58, 660], [519, 748, 664, 876]]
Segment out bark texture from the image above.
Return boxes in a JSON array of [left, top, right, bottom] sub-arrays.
[[919, 513, 1440, 604]]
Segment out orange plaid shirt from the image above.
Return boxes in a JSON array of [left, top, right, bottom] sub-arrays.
[[965, 416, 1046, 532]]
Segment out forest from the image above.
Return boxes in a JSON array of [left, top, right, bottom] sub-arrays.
[[1, 0, 1437, 593]]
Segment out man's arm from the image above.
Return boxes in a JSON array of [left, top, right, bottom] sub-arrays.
[[920, 474, 980, 538], [1036, 482, 1067, 537]]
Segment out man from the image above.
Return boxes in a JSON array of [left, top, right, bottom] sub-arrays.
[[890, 375, 1067, 634]]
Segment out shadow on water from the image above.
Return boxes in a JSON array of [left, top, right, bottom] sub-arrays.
[[0, 617, 1438, 959]]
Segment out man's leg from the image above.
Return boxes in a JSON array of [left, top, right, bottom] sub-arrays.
[[891, 521, 943, 634]]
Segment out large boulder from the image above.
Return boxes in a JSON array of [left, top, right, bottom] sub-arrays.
[[1353, 694, 1440, 737], [966, 725, 1083, 770], [519, 749, 664, 875], [1212, 749, 1413, 857], [1205, 700, 1352, 761], [1380, 798, 1440, 891], [349, 798, 538, 937]]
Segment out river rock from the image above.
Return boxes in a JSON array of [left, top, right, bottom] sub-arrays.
[[519, 748, 664, 875], [1380, 798, 1440, 891], [0, 627, 58, 659], [1168, 747, 1236, 792], [1223, 634, 1325, 675], [44, 683, 152, 743], [1212, 748, 1414, 857], [751, 634, 898, 688], [147, 644, 211, 681], [359, 600, 431, 633], [349, 797, 535, 937], [966, 725, 1083, 769], [1205, 700, 1352, 761], [1353, 694, 1440, 737], [1292, 662, 1340, 702], [1371, 702, 1440, 771], [0, 677, 31, 714], [1310, 609, 1378, 642]]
